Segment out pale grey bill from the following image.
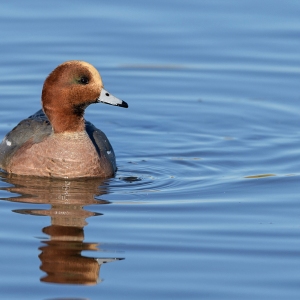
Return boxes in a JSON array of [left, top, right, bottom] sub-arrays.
[[97, 88, 128, 108]]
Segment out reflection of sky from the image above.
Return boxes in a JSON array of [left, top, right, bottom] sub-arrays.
[[1, 0, 299, 71]]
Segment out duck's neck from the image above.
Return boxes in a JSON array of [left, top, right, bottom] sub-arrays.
[[44, 107, 85, 133]]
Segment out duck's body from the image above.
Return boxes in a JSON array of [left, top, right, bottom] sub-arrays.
[[0, 61, 128, 178], [0, 110, 116, 177]]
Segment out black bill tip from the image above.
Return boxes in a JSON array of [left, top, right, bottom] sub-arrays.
[[119, 100, 128, 108]]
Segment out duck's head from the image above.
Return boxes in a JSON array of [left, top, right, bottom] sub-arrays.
[[42, 60, 128, 133]]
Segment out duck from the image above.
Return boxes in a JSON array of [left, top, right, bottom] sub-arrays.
[[0, 61, 128, 178]]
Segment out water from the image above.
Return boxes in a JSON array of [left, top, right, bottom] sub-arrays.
[[0, 0, 300, 299]]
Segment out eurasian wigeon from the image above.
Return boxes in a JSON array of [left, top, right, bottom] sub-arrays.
[[0, 61, 128, 178]]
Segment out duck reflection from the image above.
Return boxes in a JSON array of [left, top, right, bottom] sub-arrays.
[[0, 173, 124, 285]]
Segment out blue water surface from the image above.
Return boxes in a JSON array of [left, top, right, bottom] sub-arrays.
[[0, 0, 300, 299]]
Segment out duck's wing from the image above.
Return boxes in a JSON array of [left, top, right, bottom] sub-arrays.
[[0, 109, 52, 170], [85, 121, 117, 172]]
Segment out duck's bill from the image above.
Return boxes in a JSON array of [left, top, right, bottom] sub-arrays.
[[97, 88, 128, 108]]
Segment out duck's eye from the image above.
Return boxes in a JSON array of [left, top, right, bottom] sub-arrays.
[[79, 76, 89, 84]]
